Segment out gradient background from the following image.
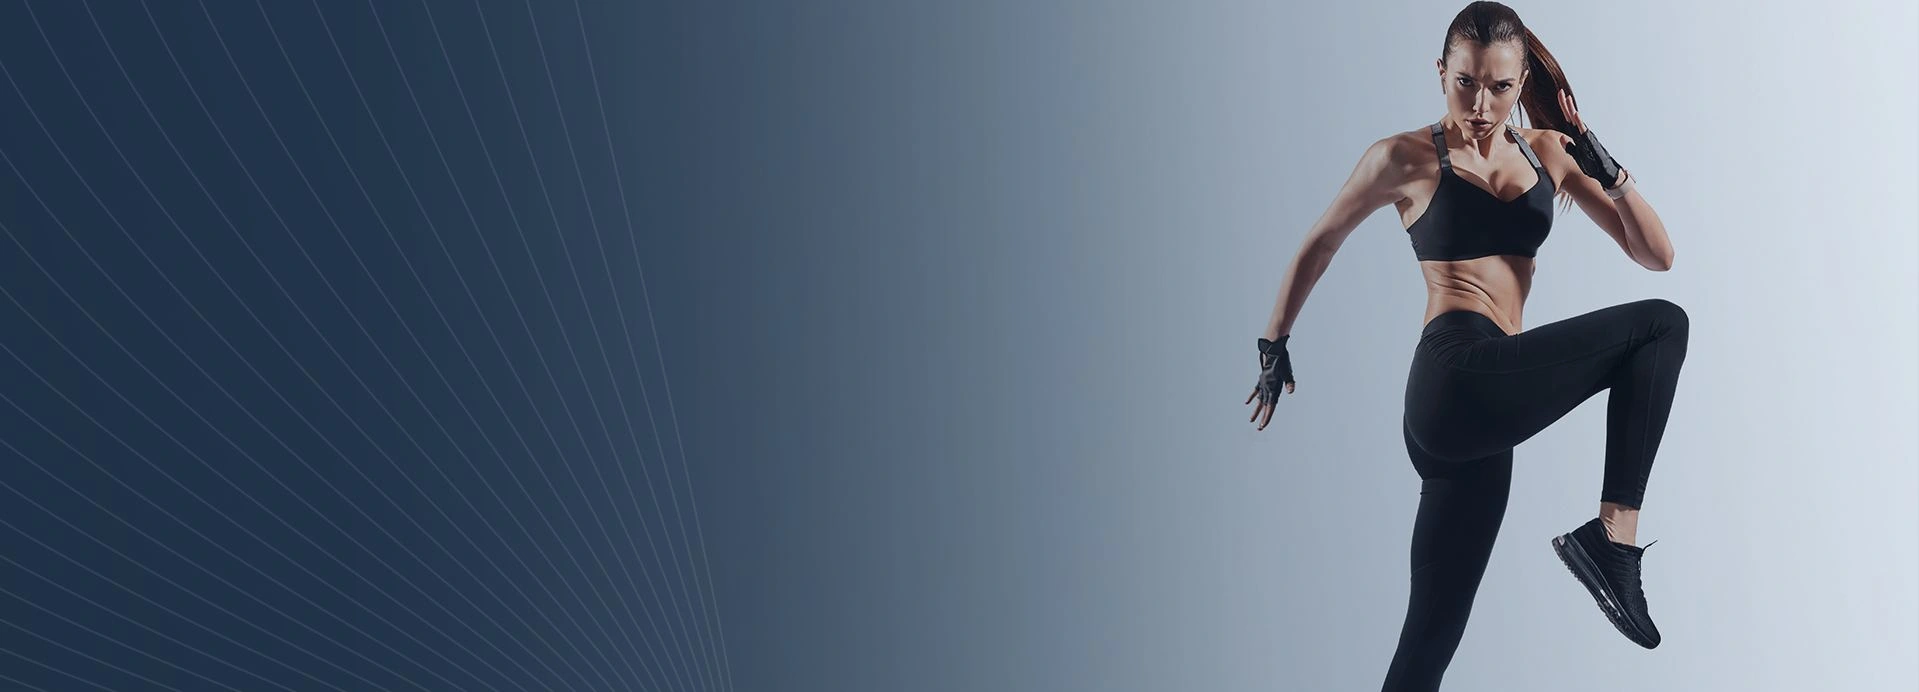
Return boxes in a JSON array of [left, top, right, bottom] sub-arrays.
[[0, 1, 1912, 690]]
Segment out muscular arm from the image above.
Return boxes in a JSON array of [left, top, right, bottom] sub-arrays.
[[1545, 130, 1676, 271], [1261, 136, 1408, 340]]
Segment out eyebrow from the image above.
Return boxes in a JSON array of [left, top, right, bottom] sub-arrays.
[[1457, 71, 1519, 84]]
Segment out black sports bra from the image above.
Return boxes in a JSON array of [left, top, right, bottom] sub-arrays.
[[1405, 121, 1556, 262]]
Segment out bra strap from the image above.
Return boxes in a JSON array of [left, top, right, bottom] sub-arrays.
[[1428, 122, 1451, 171], [1434, 121, 1543, 172], [1508, 123, 1544, 169]]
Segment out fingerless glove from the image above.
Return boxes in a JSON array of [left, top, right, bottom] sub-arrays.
[[1254, 336, 1295, 404]]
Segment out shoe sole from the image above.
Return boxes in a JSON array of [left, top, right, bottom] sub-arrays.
[[1552, 533, 1658, 649]]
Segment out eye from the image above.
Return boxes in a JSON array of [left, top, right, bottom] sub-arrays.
[[1457, 77, 1473, 87], [1493, 84, 1512, 92]]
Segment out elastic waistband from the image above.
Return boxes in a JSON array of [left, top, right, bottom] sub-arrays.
[[1420, 310, 1505, 340]]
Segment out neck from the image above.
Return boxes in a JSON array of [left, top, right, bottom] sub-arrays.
[[1444, 115, 1511, 160]]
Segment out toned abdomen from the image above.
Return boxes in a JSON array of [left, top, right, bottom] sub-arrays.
[[1419, 255, 1534, 336]]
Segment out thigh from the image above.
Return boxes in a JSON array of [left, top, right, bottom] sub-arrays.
[[1452, 301, 1657, 375], [1387, 424, 1512, 687], [1407, 449, 1511, 576], [1436, 302, 1657, 452]]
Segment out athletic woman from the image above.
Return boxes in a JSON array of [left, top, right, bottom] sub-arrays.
[[1242, 3, 1688, 689]]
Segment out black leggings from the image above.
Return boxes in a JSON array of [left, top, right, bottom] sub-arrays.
[[1381, 299, 1689, 691]]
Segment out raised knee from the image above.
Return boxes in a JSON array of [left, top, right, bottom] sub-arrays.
[[1640, 298, 1688, 339]]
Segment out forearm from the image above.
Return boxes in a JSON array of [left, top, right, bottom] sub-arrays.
[[1610, 171, 1675, 270], [1261, 240, 1336, 340]]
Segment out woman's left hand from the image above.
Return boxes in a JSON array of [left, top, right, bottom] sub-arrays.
[[1558, 88, 1626, 189], [1557, 88, 1589, 133]]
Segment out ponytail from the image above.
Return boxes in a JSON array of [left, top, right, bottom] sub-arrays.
[[1518, 27, 1576, 138], [1518, 27, 1581, 211]]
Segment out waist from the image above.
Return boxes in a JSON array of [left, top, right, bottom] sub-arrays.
[[1421, 309, 1508, 340], [1415, 309, 1508, 368]]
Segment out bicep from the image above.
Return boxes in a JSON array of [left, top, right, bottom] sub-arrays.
[[1301, 138, 1405, 252]]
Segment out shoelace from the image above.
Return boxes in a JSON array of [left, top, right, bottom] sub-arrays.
[[1615, 540, 1658, 608]]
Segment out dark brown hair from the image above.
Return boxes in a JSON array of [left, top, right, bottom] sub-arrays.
[[1441, 2, 1579, 207]]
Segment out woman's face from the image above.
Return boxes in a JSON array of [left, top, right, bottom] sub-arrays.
[[1436, 41, 1528, 140]]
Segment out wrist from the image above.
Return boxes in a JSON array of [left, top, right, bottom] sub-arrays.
[[1605, 169, 1635, 200]]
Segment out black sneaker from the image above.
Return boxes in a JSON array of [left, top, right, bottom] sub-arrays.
[[1551, 517, 1662, 648]]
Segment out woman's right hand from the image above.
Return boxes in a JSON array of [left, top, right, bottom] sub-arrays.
[[1245, 336, 1296, 431]]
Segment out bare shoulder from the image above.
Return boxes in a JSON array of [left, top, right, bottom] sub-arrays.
[[1516, 125, 1579, 188], [1523, 125, 1573, 145], [1367, 127, 1436, 180], [1380, 127, 1432, 165], [1517, 126, 1573, 160], [1312, 128, 1430, 216], [1333, 127, 1438, 208]]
